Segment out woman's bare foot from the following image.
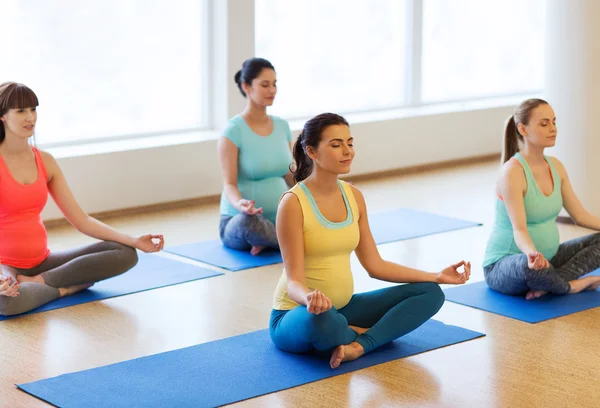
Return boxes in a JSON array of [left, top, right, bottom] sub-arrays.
[[16, 274, 45, 285], [250, 246, 266, 256], [348, 325, 369, 335], [58, 283, 94, 297], [525, 290, 548, 300], [330, 342, 365, 369], [569, 276, 600, 294]]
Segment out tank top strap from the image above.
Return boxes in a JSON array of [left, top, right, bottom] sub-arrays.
[[338, 180, 359, 224], [282, 183, 312, 230], [31, 147, 49, 183], [513, 152, 534, 179], [544, 155, 561, 188]]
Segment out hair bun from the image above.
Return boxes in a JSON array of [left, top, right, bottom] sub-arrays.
[[234, 70, 242, 85]]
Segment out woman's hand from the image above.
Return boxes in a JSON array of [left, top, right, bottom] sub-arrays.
[[133, 234, 165, 253], [528, 252, 550, 270], [0, 276, 20, 297], [437, 261, 471, 285], [237, 199, 263, 216], [306, 289, 332, 315]]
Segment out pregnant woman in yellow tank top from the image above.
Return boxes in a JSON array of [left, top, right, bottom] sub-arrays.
[[270, 113, 472, 369]]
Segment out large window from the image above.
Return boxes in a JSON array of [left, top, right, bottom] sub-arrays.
[[256, 0, 545, 117], [0, 0, 207, 146], [421, 0, 546, 103], [255, 0, 409, 119]]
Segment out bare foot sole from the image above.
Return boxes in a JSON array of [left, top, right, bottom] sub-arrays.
[[348, 325, 369, 335], [59, 283, 94, 297], [329, 342, 365, 369], [525, 290, 548, 300], [569, 276, 600, 294], [250, 246, 266, 256], [16, 274, 45, 285]]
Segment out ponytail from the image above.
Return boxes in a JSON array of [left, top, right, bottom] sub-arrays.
[[291, 134, 312, 182], [502, 98, 551, 164], [501, 115, 520, 164], [290, 113, 349, 182], [234, 70, 244, 97]]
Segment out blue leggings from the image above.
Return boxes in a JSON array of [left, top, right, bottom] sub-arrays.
[[269, 282, 445, 354], [219, 214, 279, 250]]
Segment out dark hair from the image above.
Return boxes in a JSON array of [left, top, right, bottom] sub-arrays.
[[234, 58, 275, 97], [0, 82, 39, 144], [502, 98, 549, 164], [291, 113, 350, 182]]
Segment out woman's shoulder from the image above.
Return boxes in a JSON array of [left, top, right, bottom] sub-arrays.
[[270, 115, 291, 130]]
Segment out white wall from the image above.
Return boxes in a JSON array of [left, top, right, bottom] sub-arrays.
[[41, 102, 513, 221]]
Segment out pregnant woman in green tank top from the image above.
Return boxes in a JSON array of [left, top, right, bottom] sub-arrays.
[[483, 99, 600, 300]]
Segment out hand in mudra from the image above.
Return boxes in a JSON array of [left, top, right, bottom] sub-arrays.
[[437, 261, 471, 285]]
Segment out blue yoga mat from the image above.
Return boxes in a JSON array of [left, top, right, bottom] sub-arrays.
[[368, 208, 481, 245], [165, 209, 481, 271], [444, 269, 600, 323], [165, 239, 283, 271], [0, 253, 223, 321], [17, 319, 484, 408]]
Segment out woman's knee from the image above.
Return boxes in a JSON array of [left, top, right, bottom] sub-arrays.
[[420, 282, 445, 312], [0, 296, 21, 316], [110, 242, 139, 270], [590, 232, 600, 246], [121, 245, 139, 269]]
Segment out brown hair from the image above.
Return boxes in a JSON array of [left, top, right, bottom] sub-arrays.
[[0, 82, 39, 143], [502, 98, 549, 163], [291, 113, 349, 182]]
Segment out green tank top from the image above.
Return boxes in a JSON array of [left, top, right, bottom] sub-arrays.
[[483, 153, 563, 267]]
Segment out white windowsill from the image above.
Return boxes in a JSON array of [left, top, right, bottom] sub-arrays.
[[43, 94, 535, 160]]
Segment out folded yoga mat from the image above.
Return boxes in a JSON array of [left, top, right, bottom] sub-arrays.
[[0, 253, 223, 321], [17, 319, 484, 408], [165, 209, 481, 271], [444, 269, 600, 323]]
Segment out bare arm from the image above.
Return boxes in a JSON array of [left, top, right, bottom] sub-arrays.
[[499, 161, 540, 254], [277, 193, 312, 304], [42, 152, 163, 252], [217, 136, 243, 210], [217, 136, 262, 215], [351, 185, 469, 284], [552, 157, 600, 230]]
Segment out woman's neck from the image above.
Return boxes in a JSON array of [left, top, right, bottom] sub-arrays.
[[0, 134, 31, 155], [304, 169, 340, 196], [242, 101, 268, 123], [520, 143, 546, 165]]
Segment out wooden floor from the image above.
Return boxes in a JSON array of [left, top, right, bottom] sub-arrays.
[[3, 159, 600, 408]]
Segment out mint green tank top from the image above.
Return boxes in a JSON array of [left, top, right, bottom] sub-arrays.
[[483, 153, 563, 267]]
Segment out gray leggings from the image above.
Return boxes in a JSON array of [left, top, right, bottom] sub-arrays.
[[219, 214, 279, 251], [484, 233, 600, 295], [0, 241, 138, 316]]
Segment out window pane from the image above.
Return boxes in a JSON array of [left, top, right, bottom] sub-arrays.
[[422, 0, 546, 103], [256, 0, 408, 119], [0, 0, 206, 145]]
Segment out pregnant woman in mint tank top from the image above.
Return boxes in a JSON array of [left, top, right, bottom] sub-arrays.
[[483, 99, 600, 300], [217, 58, 294, 256]]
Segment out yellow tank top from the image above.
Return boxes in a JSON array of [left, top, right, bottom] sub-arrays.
[[272, 180, 360, 310]]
